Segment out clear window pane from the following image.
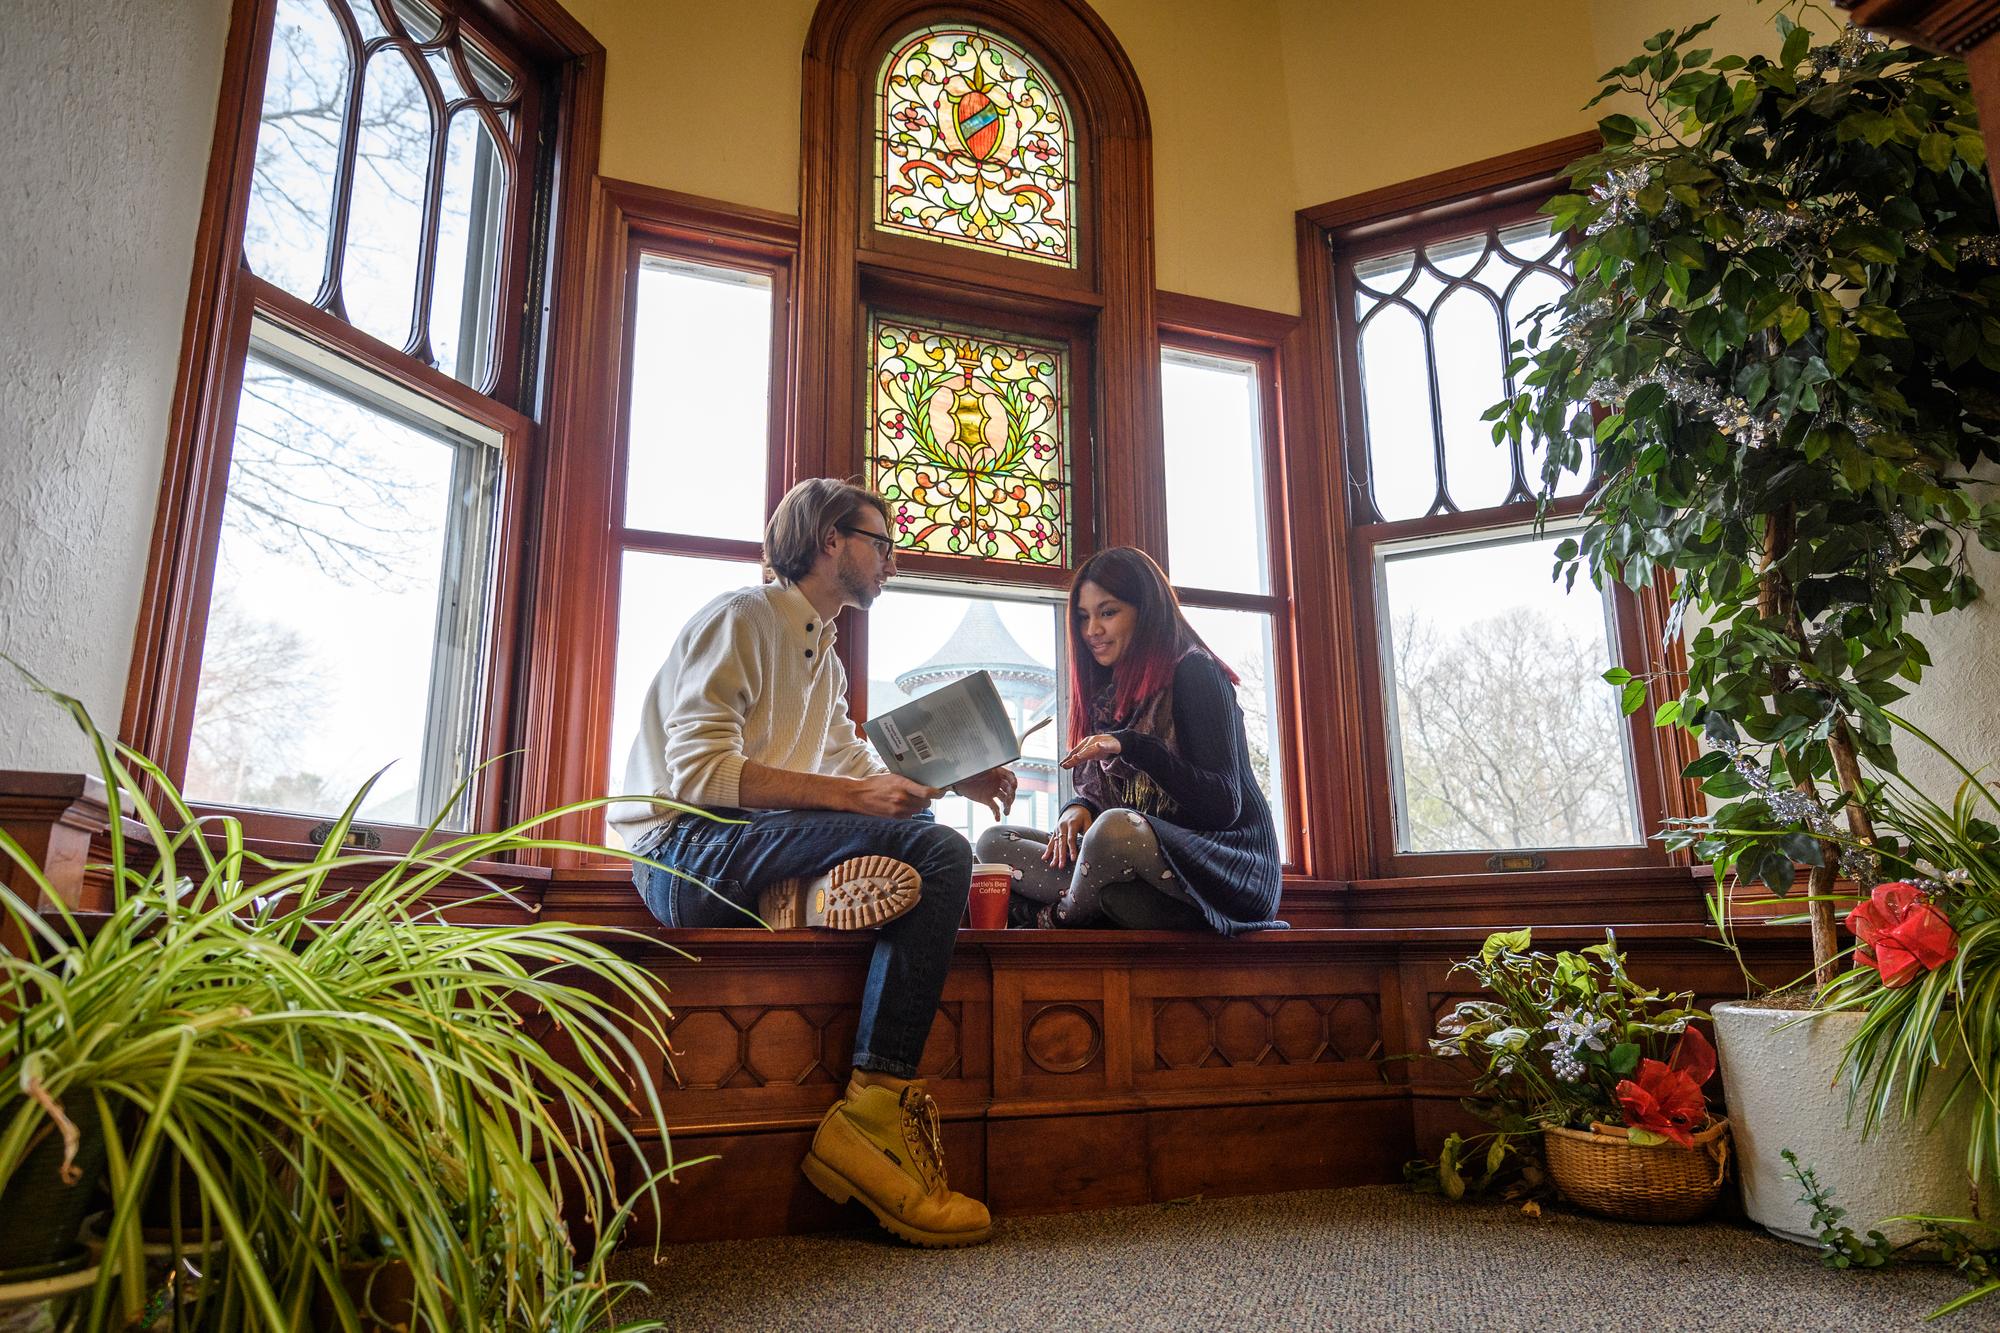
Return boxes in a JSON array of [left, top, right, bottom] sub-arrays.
[[247, 0, 520, 386], [609, 552, 765, 816], [245, 0, 350, 301], [1349, 225, 1576, 523], [344, 42, 432, 350], [188, 337, 499, 828], [429, 109, 507, 387], [623, 258, 774, 541], [1162, 350, 1271, 595], [1433, 286, 1510, 511], [1180, 607, 1289, 860], [1376, 532, 1640, 854], [867, 588, 1064, 844], [1510, 269, 1593, 497], [1359, 303, 1437, 521]]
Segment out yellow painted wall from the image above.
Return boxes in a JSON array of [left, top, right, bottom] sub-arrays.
[[561, 0, 816, 215], [556, 0, 1840, 312], [1091, 0, 1301, 312], [1277, 0, 1601, 218]]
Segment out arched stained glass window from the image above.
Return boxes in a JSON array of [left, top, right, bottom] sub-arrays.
[[866, 315, 1072, 566], [873, 26, 1076, 266]]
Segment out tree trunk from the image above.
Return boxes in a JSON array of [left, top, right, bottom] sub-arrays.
[[1758, 508, 1847, 987]]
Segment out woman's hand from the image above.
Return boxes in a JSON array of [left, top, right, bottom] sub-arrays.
[[1044, 805, 1094, 869], [949, 765, 1018, 819], [1059, 733, 1123, 769]]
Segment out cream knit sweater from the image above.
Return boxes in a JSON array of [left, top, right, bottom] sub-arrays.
[[609, 579, 885, 847]]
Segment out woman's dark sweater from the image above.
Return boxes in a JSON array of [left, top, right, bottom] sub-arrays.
[[1068, 652, 1285, 934]]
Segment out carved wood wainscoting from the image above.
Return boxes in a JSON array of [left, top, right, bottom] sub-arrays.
[[584, 924, 1814, 1245], [0, 777, 1815, 1245]]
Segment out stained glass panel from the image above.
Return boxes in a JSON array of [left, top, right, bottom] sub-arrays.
[[874, 26, 1076, 266], [867, 316, 1071, 567]]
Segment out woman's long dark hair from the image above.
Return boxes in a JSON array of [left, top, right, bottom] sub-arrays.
[[1065, 546, 1237, 743]]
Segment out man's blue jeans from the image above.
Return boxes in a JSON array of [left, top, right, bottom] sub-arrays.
[[634, 808, 972, 1078]]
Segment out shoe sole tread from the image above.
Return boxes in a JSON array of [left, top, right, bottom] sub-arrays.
[[757, 856, 920, 930]]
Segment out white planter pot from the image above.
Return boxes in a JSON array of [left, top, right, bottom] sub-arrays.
[[1713, 1001, 1978, 1245]]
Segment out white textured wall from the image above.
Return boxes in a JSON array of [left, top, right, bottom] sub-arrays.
[[0, 0, 232, 770]]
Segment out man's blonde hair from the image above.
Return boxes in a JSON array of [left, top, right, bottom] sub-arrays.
[[763, 479, 891, 584]]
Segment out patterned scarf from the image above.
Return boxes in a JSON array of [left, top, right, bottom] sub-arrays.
[[1076, 654, 1190, 819]]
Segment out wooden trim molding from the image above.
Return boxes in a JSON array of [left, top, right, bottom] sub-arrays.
[[1840, 0, 2000, 51], [1154, 290, 1299, 346], [1290, 215, 1372, 882], [1301, 132, 1599, 241], [597, 179, 800, 251], [122, 0, 276, 778], [796, 0, 1162, 554]]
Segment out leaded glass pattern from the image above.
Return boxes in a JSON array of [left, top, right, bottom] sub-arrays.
[[1349, 219, 1584, 523], [874, 26, 1076, 266], [866, 316, 1071, 566], [245, 0, 521, 390]]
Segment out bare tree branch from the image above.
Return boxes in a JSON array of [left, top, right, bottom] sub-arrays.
[[1391, 606, 1636, 852]]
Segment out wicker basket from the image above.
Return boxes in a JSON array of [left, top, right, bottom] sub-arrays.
[[1543, 1118, 1731, 1223]]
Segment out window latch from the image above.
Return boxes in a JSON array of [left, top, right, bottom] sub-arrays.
[[309, 821, 383, 850]]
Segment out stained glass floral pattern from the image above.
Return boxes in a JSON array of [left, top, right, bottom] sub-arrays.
[[867, 317, 1071, 566], [874, 26, 1075, 266]]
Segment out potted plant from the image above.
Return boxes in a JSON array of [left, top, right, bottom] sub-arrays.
[[0, 667, 694, 1329], [1412, 929, 1728, 1222], [1491, 7, 2000, 1241], [1704, 720, 2000, 1253]]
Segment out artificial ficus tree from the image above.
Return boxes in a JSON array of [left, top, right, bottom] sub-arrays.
[[1491, 10, 2000, 984]]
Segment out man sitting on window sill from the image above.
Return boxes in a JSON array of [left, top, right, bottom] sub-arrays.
[[611, 478, 1011, 1249]]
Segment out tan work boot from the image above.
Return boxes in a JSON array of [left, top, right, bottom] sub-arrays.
[[756, 855, 921, 930], [801, 1076, 992, 1247]]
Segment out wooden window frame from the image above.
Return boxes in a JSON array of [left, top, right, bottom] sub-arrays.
[[801, 0, 1160, 789], [1298, 137, 1704, 889], [524, 181, 802, 867], [1156, 294, 1306, 876], [799, 0, 1160, 558], [123, 0, 604, 857]]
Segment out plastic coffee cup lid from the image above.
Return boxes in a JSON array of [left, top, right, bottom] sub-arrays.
[[971, 863, 1019, 877]]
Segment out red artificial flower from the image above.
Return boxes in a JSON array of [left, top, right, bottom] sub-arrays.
[[1847, 881, 1958, 989], [1614, 1028, 1716, 1149]]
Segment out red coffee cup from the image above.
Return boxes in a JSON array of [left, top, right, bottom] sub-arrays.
[[968, 863, 1017, 930]]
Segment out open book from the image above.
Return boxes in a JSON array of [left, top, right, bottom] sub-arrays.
[[862, 670, 1051, 789]]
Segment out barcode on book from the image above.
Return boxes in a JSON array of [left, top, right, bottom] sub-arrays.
[[910, 732, 934, 762]]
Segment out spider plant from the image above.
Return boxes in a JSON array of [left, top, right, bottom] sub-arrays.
[[1816, 714, 2000, 1192], [0, 667, 701, 1329]]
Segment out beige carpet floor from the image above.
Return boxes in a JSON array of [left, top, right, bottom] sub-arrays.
[[604, 1185, 1974, 1330]]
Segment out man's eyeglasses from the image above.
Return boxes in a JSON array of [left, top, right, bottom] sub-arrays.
[[837, 524, 896, 557]]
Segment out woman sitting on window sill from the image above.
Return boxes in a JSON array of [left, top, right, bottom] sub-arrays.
[[974, 547, 1285, 934]]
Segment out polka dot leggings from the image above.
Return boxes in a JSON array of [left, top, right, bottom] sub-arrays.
[[974, 808, 1195, 926]]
